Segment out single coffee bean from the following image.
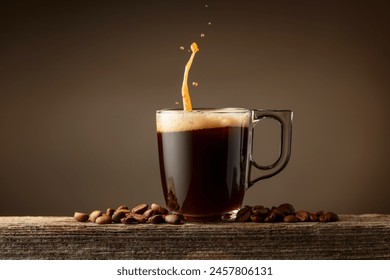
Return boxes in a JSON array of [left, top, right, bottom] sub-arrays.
[[309, 213, 319, 222], [284, 215, 299, 223], [295, 210, 310, 222], [165, 214, 181, 224], [251, 205, 264, 210], [319, 214, 327, 222], [264, 212, 276, 223], [131, 203, 148, 214], [174, 213, 186, 221], [271, 207, 285, 221], [250, 215, 264, 223], [95, 214, 111, 224], [236, 207, 251, 222], [253, 207, 270, 217], [278, 203, 295, 214], [326, 212, 339, 222], [131, 213, 147, 223], [116, 205, 129, 211], [143, 209, 155, 219], [88, 210, 102, 223], [148, 214, 164, 224], [106, 208, 115, 217], [319, 212, 339, 222], [253, 207, 271, 217], [74, 212, 89, 222], [121, 216, 136, 224], [112, 210, 128, 223], [151, 203, 168, 215]]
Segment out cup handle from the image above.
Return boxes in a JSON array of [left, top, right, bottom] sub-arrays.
[[248, 110, 293, 187]]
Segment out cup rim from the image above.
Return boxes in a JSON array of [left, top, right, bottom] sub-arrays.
[[156, 107, 250, 114]]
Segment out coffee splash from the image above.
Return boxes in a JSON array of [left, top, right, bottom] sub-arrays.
[[181, 42, 199, 111], [179, 3, 212, 111]]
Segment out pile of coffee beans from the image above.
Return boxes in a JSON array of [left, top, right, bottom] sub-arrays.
[[236, 203, 338, 223], [74, 203, 183, 225], [74, 202, 338, 225]]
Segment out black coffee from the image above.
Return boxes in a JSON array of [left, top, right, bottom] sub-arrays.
[[157, 125, 249, 221]]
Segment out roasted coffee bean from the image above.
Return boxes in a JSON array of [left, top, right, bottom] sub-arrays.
[[250, 215, 264, 223], [310, 211, 325, 222], [106, 208, 115, 217], [264, 212, 276, 223], [131, 203, 148, 214], [112, 210, 128, 223], [284, 215, 299, 223], [252, 206, 270, 216], [251, 205, 263, 211], [165, 214, 181, 224], [116, 205, 129, 211], [131, 213, 147, 223], [151, 203, 168, 215], [236, 207, 251, 222], [271, 207, 285, 221], [175, 213, 186, 221], [309, 213, 319, 222], [148, 214, 164, 224], [295, 210, 310, 222], [326, 212, 339, 222], [121, 216, 136, 224], [74, 212, 89, 222], [88, 210, 102, 223], [319, 212, 339, 222], [95, 214, 111, 224], [319, 214, 327, 222], [278, 203, 295, 214], [143, 209, 155, 219], [312, 210, 324, 216]]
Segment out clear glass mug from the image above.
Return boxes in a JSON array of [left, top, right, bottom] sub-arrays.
[[156, 108, 292, 221]]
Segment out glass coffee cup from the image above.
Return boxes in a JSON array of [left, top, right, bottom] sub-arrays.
[[156, 108, 292, 221]]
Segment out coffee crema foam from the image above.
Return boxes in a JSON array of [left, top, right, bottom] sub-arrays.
[[156, 109, 250, 133]]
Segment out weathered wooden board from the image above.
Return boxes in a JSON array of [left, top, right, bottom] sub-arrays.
[[0, 215, 389, 259]]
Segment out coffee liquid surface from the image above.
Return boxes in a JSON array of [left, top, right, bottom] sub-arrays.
[[156, 108, 249, 133]]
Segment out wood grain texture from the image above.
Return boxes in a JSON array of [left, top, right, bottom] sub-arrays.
[[0, 215, 389, 259]]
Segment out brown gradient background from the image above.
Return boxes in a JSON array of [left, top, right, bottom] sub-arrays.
[[1, 0, 389, 215]]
